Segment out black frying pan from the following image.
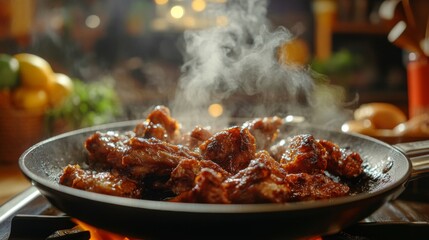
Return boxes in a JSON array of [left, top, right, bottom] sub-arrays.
[[18, 120, 429, 239]]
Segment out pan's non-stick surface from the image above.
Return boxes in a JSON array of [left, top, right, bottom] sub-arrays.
[[19, 120, 411, 239]]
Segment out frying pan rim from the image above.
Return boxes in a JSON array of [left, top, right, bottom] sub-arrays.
[[19, 119, 412, 214]]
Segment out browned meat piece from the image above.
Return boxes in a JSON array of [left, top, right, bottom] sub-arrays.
[[169, 168, 230, 204], [134, 120, 167, 141], [225, 152, 349, 203], [199, 126, 256, 174], [318, 140, 363, 178], [255, 150, 288, 180], [86, 130, 202, 179], [59, 164, 142, 198], [190, 126, 213, 143], [269, 138, 290, 161], [180, 126, 213, 150], [242, 116, 284, 150], [123, 137, 202, 178], [85, 131, 134, 169], [134, 105, 180, 142], [224, 151, 290, 203], [283, 173, 350, 201], [167, 159, 230, 194], [280, 134, 328, 174]]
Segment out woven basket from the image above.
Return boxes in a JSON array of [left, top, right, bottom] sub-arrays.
[[0, 101, 46, 164]]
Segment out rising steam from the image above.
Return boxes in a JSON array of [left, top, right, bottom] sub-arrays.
[[171, 0, 348, 130]]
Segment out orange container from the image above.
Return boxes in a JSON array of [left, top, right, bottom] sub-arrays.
[[0, 91, 46, 164], [312, 0, 337, 60], [407, 58, 429, 118]]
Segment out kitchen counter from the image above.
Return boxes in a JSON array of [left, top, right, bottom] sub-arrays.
[[0, 163, 31, 205]]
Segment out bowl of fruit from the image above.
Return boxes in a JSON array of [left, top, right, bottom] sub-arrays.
[[0, 53, 73, 164]]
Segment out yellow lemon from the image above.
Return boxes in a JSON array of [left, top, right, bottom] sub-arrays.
[[12, 87, 49, 111], [47, 73, 74, 107], [14, 53, 55, 88]]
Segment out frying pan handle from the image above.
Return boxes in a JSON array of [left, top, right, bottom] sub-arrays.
[[394, 140, 429, 180], [394, 140, 429, 157]]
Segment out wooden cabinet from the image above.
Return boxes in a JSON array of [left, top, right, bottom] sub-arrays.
[[312, 0, 408, 113], [313, 0, 390, 59], [332, 21, 389, 35]]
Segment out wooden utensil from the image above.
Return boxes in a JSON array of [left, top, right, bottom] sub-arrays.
[[409, 0, 429, 41], [402, 0, 416, 28], [388, 20, 425, 55], [402, 0, 426, 46], [419, 16, 429, 56], [379, 0, 406, 28]]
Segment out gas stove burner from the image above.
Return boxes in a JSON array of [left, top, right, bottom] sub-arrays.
[[8, 215, 89, 240], [6, 214, 368, 240], [7, 214, 429, 240]]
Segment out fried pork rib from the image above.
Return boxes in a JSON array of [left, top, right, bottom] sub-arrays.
[[59, 105, 364, 204], [224, 151, 291, 203], [172, 151, 349, 203], [59, 164, 142, 198], [242, 116, 284, 150], [123, 137, 202, 177], [276, 134, 363, 178], [318, 139, 363, 178], [199, 126, 256, 174], [85, 132, 202, 179], [169, 168, 231, 204], [167, 159, 230, 195], [179, 126, 213, 150], [134, 105, 180, 142], [280, 134, 329, 174], [224, 151, 349, 203], [85, 130, 134, 169]]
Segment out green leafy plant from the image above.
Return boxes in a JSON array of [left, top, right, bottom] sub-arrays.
[[47, 77, 123, 134], [311, 49, 362, 75]]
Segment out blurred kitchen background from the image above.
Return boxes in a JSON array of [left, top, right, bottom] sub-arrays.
[[1, 0, 427, 163]]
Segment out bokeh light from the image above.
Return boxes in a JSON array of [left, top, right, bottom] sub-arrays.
[[208, 103, 224, 118], [85, 15, 100, 29], [170, 5, 185, 19], [154, 0, 168, 5], [192, 0, 206, 12]]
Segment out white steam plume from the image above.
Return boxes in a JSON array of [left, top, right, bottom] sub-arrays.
[[171, 0, 348, 130]]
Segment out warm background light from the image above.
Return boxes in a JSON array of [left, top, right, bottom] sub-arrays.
[[170, 5, 185, 19], [208, 103, 223, 117], [154, 0, 168, 5], [192, 0, 206, 12]]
